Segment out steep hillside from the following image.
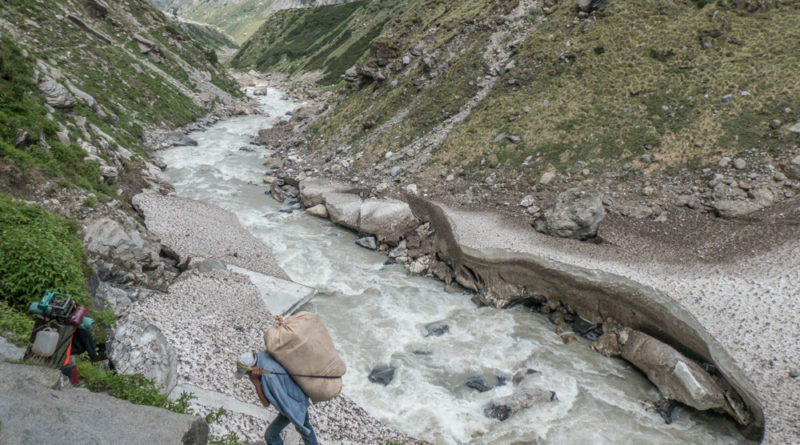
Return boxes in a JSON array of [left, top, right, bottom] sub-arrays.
[[232, 0, 409, 85], [236, 0, 800, 214], [0, 0, 241, 196], [0, 0, 242, 352], [151, 0, 360, 44]]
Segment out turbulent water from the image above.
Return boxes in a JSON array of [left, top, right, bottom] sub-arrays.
[[159, 90, 753, 445]]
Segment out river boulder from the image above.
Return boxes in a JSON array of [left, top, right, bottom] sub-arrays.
[[325, 193, 363, 230], [484, 388, 557, 420], [305, 204, 328, 218], [0, 363, 207, 445], [368, 365, 396, 386], [620, 330, 728, 412], [534, 187, 605, 239], [359, 199, 419, 244], [424, 321, 449, 337]]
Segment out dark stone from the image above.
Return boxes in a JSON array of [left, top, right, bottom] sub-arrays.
[[572, 317, 603, 341], [466, 376, 493, 392], [356, 236, 378, 250], [279, 208, 294, 214], [383, 258, 395, 266], [368, 365, 396, 386], [413, 350, 432, 356], [654, 398, 678, 424], [424, 321, 449, 337]]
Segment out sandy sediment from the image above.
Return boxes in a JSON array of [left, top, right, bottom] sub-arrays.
[[123, 192, 424, 444], [414, 200, 799, 444]]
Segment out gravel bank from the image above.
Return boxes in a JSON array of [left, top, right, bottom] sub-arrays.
[[434, 202, 799, 444]]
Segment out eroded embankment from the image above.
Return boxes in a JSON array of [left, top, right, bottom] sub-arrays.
[[404, 196, 764, 439]]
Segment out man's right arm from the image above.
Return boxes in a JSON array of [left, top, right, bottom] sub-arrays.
[[249, 372, 271, 407]]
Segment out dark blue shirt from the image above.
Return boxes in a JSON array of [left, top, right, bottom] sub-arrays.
[[256, 350, 311, 435]]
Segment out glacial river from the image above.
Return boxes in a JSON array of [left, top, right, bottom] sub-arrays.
[[159, 89, 753, 445]]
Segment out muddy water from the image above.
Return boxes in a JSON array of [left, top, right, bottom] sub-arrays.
[[159, 89, 753, 445]]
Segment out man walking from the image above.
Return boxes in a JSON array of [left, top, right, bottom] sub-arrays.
[[236, 351, 319, 445]]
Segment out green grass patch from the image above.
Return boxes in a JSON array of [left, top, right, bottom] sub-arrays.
[[77, 361, 194, 412], [0, 301, 34, 347], [0, 193, 90, 312]]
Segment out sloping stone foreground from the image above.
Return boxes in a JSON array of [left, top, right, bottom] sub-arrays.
[[0, 363, 207, 445]]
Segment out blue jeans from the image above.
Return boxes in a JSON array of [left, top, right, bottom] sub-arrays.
[[265, 412, 318, 445]]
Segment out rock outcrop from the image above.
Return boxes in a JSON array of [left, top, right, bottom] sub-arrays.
[[0, 363, 208, 445], [534, 187, 605, 239], [483, 388, 556, 421], [109, 311, 179, 393]]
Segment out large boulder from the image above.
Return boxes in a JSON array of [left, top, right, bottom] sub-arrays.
[[620, 330, 728, 412], [38, 76, 76, 109], [359, 199, 419, 244], [0, 363, 207, 445], [84, 218, 161, 273], [324, 192, 362, 230], [534, 187, 605, 239], [484, 388, 557, 420], [109, 312, 178, 393], [298, 178, 357, 207]]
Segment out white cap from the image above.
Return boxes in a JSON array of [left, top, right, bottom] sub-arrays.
[[234, 352, 257, 380]]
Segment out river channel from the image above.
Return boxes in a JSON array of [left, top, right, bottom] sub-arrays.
[[158, 89, 753, 445]]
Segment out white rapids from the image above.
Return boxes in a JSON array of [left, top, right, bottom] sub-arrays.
[[158, 89, 754, 445]]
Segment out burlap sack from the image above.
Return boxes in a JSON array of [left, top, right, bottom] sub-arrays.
[[264, 312, 346, 403]]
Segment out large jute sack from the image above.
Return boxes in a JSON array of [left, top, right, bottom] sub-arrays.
[[264, 312, 346, 403]]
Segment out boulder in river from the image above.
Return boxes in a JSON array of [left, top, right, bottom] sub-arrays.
[[572, 317, 603, 341], [368, 365, 396, 386], [534, 187, 605, 240], [356, 236, 378, 250], [164, 132, 198, 147], [359, 199, 419, 244], [325, 193, 363, 231], [305, 204, 328, 218], [424, 321, 449, 337], [484, 388, 557, 421], [466, 376, 493, 392], [620, 330, 729, 413]]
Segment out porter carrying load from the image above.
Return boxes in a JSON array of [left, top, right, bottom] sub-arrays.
[[264, 312, 346, 403]]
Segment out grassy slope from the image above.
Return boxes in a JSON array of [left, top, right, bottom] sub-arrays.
[[440, 0, 800, 178], [304, 0, 520, 156], [1, 0, 239, 189], [179, 22, 239, 53], [232, 1, 405, 85], [242, 0, 799, 181], [177, 0, 277, 44]]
